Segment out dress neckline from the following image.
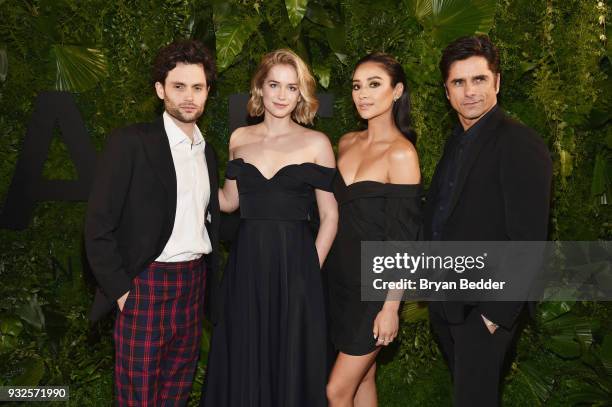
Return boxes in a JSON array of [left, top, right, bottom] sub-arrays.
[[230, 158, 335, 181], [338, 170, 420, 188]]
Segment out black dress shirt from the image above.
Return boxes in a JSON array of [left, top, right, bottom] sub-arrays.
[[430, 105, 499, 240]]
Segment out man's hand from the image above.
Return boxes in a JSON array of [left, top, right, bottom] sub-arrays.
[[481, 314, 498, 334], [117, 290, 130, 312]]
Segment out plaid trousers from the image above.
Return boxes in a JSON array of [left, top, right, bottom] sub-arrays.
[[114, 257, 206, 406]]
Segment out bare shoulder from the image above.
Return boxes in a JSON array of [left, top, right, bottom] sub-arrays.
[[338, 131, 362, 154], [229, 124, 260, 149], [302, 128, 333, 151], [299, 128, 335, 167], [387, 136, 420, 183], [387, 136, 418, 163]]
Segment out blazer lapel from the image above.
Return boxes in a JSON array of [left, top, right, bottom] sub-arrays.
[[203, 142, 221, 323], [141, 117, 177, 221], [427, 134, 461, 204], [447, 108, 504, 217], [204, 143, 220, 249], [205, 144, 218, 196], [424, 132, 461, 236]]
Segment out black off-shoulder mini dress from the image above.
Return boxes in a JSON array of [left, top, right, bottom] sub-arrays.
[[325, 172, 422, 356]]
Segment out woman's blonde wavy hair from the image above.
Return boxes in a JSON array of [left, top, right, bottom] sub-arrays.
[[247, 49, 319, 125]]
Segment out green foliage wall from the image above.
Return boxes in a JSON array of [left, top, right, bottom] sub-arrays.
[[0, 0, 610, 405]]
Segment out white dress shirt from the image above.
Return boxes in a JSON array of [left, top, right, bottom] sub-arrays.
[[156, 111, 212, 262]]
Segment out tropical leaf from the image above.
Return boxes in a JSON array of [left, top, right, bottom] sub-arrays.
[[0, 315, 23, 337], [325, 26, 348, 65], [50, 45, 108, 93], [200, 320, 212, 362], [538, 300, 573, 323], [514, 359, 555, 403], [0, 314, 23, 353], [214, 14, 261, 72], [285, 0, 308, 28], [542, 312, 594, 358], [313, 64, 330, 88], [401, 301, 429, 322], [0, 334, 18, 353], [559, 148, 573, 178], [43, 307, 68, 349], [566, 389, 612, 407], [15, 295, 45, 330], [600, 334, 612, 377], [519, 61, 538, 75], [565, 259, 612, 298], [306, 3, 335, 28], [0, 47, 7, 82], [409, 0, 497, 45], [10, 358, 45, 386], [565, 334, 612, 406], [591, 153, 609, 197]]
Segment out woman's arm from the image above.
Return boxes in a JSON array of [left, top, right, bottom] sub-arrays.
[[374, 139, 421, 345], [218, 179, 239, 213], [218, 130, 241, 213], [313, 133, 338, 267]]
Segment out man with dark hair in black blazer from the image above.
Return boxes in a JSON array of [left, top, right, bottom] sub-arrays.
[[85, 39, 221, 406], [423, 35, 552, 406]]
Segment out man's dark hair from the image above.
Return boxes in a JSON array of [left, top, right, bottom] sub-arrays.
[[439, 35, 500, 83], [152, 39, 216, 87]]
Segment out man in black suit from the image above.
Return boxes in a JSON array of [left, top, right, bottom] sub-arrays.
[[423, 35, 552, 406], [85, 40, 220, 406]]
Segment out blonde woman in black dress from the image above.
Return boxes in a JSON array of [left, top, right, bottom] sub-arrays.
[[202, 49, 338, 407], [325, 53, 422, 406]]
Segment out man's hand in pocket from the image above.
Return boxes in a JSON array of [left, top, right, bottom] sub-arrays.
[[117, 291, 130, 312], [481, 314, 499, 334]]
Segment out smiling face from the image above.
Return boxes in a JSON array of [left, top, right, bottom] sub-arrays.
[[352, 61, 403, 121], [155, 62, 208, 125], [261, 64, 301, 119], [444, 56, 500, 130]]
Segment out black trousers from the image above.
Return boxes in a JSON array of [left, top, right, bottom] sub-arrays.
[[429, 306, 519, 407]]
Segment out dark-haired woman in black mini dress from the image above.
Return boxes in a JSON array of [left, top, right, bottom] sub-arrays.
[[325, 53, 422, 406]]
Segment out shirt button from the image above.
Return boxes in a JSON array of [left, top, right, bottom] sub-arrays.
[[439, 205, 444, 211], [449, 181, 454, 187]]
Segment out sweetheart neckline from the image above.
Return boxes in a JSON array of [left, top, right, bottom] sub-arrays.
[[229, 158, 335, 181]]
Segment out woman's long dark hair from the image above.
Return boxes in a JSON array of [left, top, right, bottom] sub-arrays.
[[354, 52, 417, 145]]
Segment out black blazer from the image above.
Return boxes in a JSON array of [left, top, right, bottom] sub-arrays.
[[85, 117, 221, 323], [423, 108, 552, 328]]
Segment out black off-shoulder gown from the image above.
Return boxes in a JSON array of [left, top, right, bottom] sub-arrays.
[[324, 172, 422, 356], [201, 158, 335, 407]]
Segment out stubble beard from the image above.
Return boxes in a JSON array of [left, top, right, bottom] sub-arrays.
[[165, 101, 204, 124]]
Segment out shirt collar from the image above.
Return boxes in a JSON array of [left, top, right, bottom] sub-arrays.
[[163, 111, 205, 148], [452, 104, 499, 140]]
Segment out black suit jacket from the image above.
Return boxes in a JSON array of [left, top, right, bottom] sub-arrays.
[[423, 108, 552, 328], [85, 117, 221, 323]]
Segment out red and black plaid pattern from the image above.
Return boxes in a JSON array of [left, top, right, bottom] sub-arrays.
[[114, 257, 206, 406]]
